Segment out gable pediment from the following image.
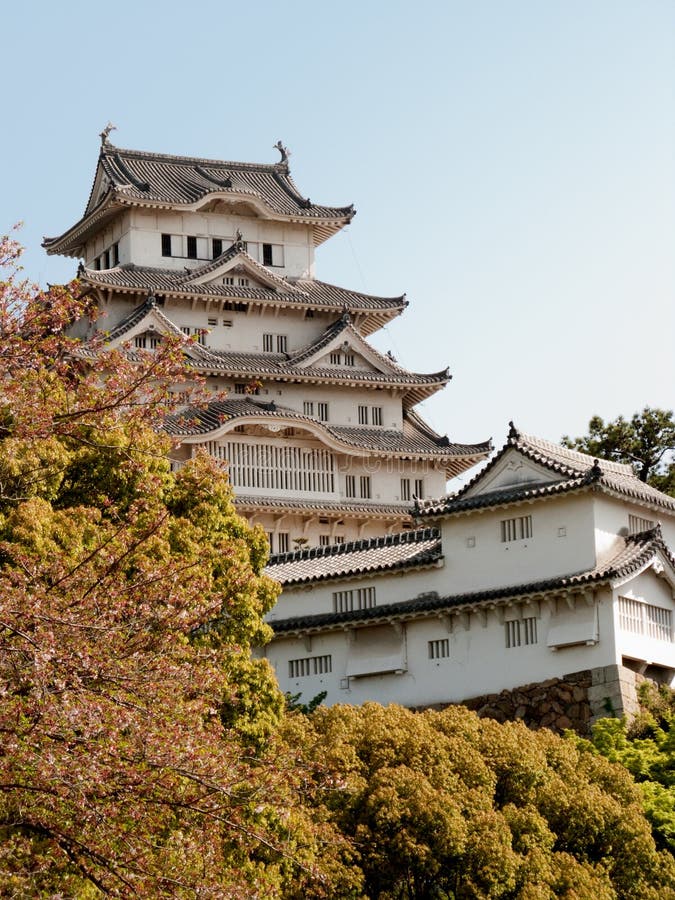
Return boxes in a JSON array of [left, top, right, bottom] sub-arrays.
[[182, 247, 299, 293], [311, 345, 379, 373], [463, 448, 564, 498], [292, 318, 403, 375], [85, 163, 114, 215]]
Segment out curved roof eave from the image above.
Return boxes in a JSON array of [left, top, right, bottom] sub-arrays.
[[171, 411, 465, 461]]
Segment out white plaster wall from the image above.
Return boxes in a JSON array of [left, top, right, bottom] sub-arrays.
[[232, 383, 404, 430], [127, 209, 314, 278], [268, 566, 443, 621], [266, 590, 618, 708], [437, 493, 597, 593], [593, 495, 675, 554], [85, 211, 131, 267]]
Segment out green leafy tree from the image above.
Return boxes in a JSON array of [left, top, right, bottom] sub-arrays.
[[562, 407, 675, 494], [0, 234, 353, 897], [287, 702, 675, 899], [588, 683, 675, 855]]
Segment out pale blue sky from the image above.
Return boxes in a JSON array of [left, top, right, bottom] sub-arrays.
[[3, 1, 673, 480]]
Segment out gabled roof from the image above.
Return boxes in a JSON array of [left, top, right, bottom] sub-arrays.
[[79, 265, 406, 334], [270, 527, 675, 635], [415, 423, 675, 518], [89, 295, 215, 365], [175, 242, 298, 292], [266, 528, 442, 588], [164, 398, 490, 475], [43, 140, 355, 256], [89, 300, 451, 403]]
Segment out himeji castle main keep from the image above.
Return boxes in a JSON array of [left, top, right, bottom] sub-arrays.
[[44, 131, 490, 552], [44, 132, 675, 729]]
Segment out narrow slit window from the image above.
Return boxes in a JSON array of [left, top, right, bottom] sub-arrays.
[[161, 233, 172, 257]]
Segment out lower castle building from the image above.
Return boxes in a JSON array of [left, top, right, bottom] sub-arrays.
[[263, 426, 675, 724]]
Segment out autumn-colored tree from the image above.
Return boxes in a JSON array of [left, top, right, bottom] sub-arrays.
[[562, 408, 675, 495], [288, 703, 675, 899], [0, 234, 354, 897]]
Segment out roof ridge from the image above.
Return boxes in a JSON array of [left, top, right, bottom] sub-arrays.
[[104, 142, 285, 174]]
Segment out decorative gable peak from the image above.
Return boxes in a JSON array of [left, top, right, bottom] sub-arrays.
[[177, 243, 303, 294], [464, 449, 560, 498]]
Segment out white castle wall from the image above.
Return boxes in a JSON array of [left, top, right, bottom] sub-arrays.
[[266, 588, 621, 708], [126, 209, 314, 278], [437, 493, 597, 593]]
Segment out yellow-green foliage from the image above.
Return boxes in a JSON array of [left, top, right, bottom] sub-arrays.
[[590, 682, 675, 855], [286, 703, 675, 899]]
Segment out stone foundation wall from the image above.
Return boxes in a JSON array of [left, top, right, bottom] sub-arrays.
[[447, 665, 643, 736], [461, 670, 594, 735]]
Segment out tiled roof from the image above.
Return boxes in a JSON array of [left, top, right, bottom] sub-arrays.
[[416, 423, 675, 517], [80, 265, 406, 323], [270, 528, 673, 634], [95, 143, 354, 220], [44, 142, 355, 254], [165, 398, 491, 466], [266, 527, 441, 586]]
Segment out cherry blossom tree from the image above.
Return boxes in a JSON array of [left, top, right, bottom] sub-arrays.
[[0, 234, 350, 897]]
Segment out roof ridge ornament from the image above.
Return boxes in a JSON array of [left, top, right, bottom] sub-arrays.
[[233, 229, 245, 252], [273, 140, 290, 164], [508, 420, 520, 441], [100, 122, 117, 146]]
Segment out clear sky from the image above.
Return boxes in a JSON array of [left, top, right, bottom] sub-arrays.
[[3, 1, 673, 484]]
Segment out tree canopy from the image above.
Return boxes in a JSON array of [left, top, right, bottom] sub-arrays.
[[0, 234, 352, 897], [562, 407, 675, 495], [587, 683, 675, 857], [285, 702, 675, 899]]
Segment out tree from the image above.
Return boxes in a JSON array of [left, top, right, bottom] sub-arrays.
[[0, 234, 352, 897], [562, 408, 675, 494], [587, 682, 675, 856], [287, 702, 675, 899]]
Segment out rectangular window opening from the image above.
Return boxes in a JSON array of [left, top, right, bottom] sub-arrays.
[[333, 586, 376, 613], [428, 638, 450, 659], [500, 515, 533, 543]]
